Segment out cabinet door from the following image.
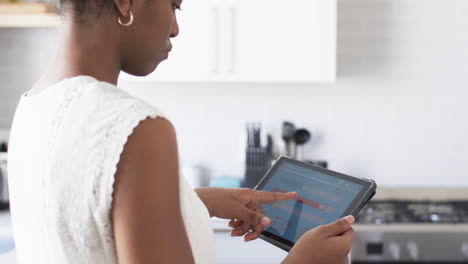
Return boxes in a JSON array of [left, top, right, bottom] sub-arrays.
[[119, 0, 219, 83], [226, 0, 336, 83]]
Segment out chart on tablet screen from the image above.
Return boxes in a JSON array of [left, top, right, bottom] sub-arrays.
[[261, 163, 363, 242]]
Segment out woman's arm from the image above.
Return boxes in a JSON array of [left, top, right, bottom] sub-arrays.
[[195, 188, 355, 264], [112, 118, 195, 264], [195, 187, 297, 241]]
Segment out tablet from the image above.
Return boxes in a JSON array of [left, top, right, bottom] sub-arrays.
[[255, 156, 377, 251]]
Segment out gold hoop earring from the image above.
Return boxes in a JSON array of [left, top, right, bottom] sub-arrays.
[[118, 11, 134, 27]]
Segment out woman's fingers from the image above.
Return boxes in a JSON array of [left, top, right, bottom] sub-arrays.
[[242, 202, 270, 226], [244, 230, 260, 242], [244, 207, 267, 241], [231, 222, 252, 237], [228, 219, 243, 228], [228, 189, 295, 239], [231, 206, 268, 241], [231, 222, 263, 241], [229, 219, 244, 237], [251, 189, 298, 203], [229, 203, 268, 237]]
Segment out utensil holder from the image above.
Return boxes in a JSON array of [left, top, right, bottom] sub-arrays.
[[243, 146, 272, 188]]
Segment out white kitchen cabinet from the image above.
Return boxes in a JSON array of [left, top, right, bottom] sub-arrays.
[[119, 0, 336, 83], [225, 0, 336, 83]]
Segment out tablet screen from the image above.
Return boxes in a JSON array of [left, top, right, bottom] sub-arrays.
[[260, 161, 364, 243]]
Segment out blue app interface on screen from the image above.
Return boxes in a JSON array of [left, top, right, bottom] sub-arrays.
[[261, 162, 363, 243]]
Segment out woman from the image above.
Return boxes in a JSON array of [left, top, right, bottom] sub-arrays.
[[7, 0, 355, 263]]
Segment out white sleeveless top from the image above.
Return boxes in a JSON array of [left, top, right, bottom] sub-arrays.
[[7, 76, 215, 264]]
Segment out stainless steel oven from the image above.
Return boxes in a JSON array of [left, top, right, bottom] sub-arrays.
[[351, 188, 468, 264]]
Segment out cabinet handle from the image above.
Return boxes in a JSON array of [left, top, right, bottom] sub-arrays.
[[212, 7, 220, 74]]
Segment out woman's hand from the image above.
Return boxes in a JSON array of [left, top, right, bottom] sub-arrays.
[[195, 187, 297, 242], [282, 216, 355, 264]]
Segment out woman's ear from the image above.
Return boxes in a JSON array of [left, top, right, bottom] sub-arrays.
[[114, 0, 132, 16]]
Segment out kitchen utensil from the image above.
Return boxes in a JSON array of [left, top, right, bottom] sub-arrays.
[[0, 143, 6, 153], [246, 123, 253, 146], [294, 128, 311, 161], [266, 134, 273, 158], [247, 122, 262, 147], [244, 122, 272, 188], [254, 122, 261, 147], [281, 121, 295, 158], [0, 154, 8, 210]]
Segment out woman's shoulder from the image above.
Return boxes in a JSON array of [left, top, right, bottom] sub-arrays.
[[54, 76, 169, 128], [82, 77, 165, 116]]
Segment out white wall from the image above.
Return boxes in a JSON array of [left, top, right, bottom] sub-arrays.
[[1, 0, 468, 186]]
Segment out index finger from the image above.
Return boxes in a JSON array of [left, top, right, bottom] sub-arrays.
[[251, 190, 298, 203]]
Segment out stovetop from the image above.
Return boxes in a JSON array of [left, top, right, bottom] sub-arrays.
[[356, 200, 468, 224]]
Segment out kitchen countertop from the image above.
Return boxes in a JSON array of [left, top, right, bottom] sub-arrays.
[[212, 217, 233, 232], [371, 187, 468, 201]]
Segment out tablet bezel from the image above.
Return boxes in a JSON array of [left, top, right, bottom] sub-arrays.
[[255, 156, 376, 251]]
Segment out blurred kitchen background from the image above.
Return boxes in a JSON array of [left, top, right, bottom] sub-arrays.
[[1, 0, 468, 263]]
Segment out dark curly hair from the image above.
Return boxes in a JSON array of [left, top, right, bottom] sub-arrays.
[[57, 0, 115, 22]]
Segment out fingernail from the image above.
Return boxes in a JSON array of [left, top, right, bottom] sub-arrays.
[[261, 216, 271, 226], [343, 215, 355, 224]]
